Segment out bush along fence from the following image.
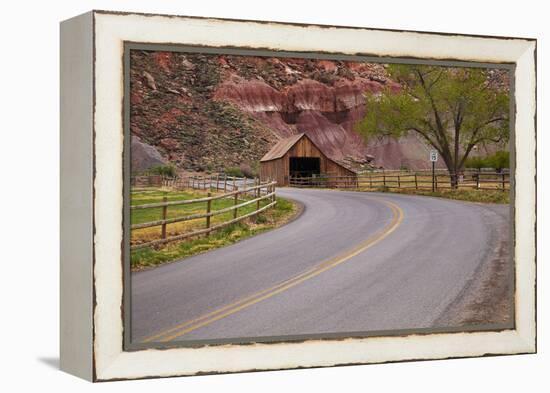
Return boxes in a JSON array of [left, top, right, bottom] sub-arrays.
[[290, 170, 510, 192], [130, 180, 277, 250]]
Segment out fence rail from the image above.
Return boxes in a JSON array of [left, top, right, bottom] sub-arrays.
[[290, 171, 510, 192], [161, 174, 267, 195], [131, 180, 277, 250]]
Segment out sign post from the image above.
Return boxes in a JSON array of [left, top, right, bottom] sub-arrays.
[[430, 150, 438, 192]]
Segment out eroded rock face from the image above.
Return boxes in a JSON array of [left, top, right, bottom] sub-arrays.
[[131, 136, 167, 172], [213, 76, 401, 163], [213, 79, 285, 113], [130, 51, 416, 171]]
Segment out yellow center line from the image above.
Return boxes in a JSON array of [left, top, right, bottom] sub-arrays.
[[141, 197, 404, 343]]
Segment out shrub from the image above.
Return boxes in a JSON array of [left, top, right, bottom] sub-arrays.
[[465, 156, 485, 169], [225, 166, 244, 178], [239, 163, 257, 178], [486, 151, 510, 170], [148, 164, 177, 177], [465, 151, 509, 170]]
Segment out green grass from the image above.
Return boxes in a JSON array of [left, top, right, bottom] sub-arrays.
[[360, 186, 510, 204], [130, 190, 297, 270], [131, 189, 277, 243]]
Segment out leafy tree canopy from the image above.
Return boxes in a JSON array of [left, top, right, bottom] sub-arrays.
[[356, 64, 510, 178]]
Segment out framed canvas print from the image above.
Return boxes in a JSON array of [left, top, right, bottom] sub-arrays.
[[60, 10, 537, 381]]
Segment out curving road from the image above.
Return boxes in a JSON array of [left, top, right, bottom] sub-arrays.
[[131, 188, 509, 344]]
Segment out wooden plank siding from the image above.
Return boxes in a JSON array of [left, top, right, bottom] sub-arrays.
[[260, 133, 357, 187]]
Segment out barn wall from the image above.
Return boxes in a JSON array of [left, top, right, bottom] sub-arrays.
[[325, 159, 358, 188], [260, 135, 358, 187], [260, 159, 286, 186], [286, 136, 328, 175]]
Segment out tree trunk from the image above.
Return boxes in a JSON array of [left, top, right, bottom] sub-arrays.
[[452, 123, 460, 189], [440, 152, 459, 190]]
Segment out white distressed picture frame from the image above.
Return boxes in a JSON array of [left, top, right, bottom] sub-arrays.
[[60, 10, 536, 381]]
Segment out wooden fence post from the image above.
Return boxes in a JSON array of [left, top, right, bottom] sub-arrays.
[[233, 191, 239, 219], [206, 192, 211, 232], [224, 175, 227, 193], [256, 179, 260, 222], [476, 173, 480, 190], [397, 175, 401, 189], [501, 173, 506, 191], [414, 173, 418, 190], [383, 173, 386, 187], [161, 194, 168, 239], [233, 177, 236, 192], [216, 174, 219, 191], [435, 174, 438, 191], [369, 174, 372, 188]]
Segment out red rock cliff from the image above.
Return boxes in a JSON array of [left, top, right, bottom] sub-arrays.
[[130, 51, 435, 173]]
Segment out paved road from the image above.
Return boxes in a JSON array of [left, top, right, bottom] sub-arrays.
[[131, 188, 509, 343]]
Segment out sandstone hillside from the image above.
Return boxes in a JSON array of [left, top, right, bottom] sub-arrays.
[[130, 51, 473, 173]]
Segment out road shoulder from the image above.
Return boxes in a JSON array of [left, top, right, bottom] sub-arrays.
[[433, 203, 514, 329]]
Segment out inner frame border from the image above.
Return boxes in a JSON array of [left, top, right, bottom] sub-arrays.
[[122, 42, 517, 352]]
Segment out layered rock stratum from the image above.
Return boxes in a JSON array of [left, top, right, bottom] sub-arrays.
[[130, 51, 447, 173]]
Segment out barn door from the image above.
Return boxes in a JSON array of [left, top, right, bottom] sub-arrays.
[[289, 157, 321, 178]]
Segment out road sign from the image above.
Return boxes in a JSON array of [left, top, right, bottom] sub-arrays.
[[429, 150, 438, 192]]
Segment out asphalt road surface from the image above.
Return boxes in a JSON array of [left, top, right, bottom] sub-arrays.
[[131, 188, 509, 343]]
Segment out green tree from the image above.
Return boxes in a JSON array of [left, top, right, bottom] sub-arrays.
[[487, 150, 510, 171], [464, 150, 510, 171], [356, 64, 509, 187]]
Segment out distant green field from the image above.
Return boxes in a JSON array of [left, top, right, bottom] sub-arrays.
[[356, 186, 510, 204], [130, 188, 297, 270]]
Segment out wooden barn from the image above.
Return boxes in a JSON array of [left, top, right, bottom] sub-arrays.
[[260, 133, 358, 187]]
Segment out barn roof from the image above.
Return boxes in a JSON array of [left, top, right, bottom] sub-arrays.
[[260, 133, 357, 174], [260, 133, 305, 162]]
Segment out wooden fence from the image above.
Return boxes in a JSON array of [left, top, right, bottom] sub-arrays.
[[290, 170, 510, 192], [131, 180, 277, 250], [131, 175, 163, 187], [161, 174, 267, 195]]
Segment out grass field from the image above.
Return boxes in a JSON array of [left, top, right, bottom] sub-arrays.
[[356, 186, 510, 204], [295, 171, 510, 204], [130, 188, 298, 270], [355, 172, 509, 192]]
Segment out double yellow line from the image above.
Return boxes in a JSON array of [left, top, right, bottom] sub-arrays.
[[141, 197, 404, 343]]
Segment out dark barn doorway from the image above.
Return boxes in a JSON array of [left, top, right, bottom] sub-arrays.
[[289, 157, 320, 178]]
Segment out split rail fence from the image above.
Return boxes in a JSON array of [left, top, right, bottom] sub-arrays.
[[161, 174, 267, 195], [131, 179, 277, 250], [290, 170, 510, 191]]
